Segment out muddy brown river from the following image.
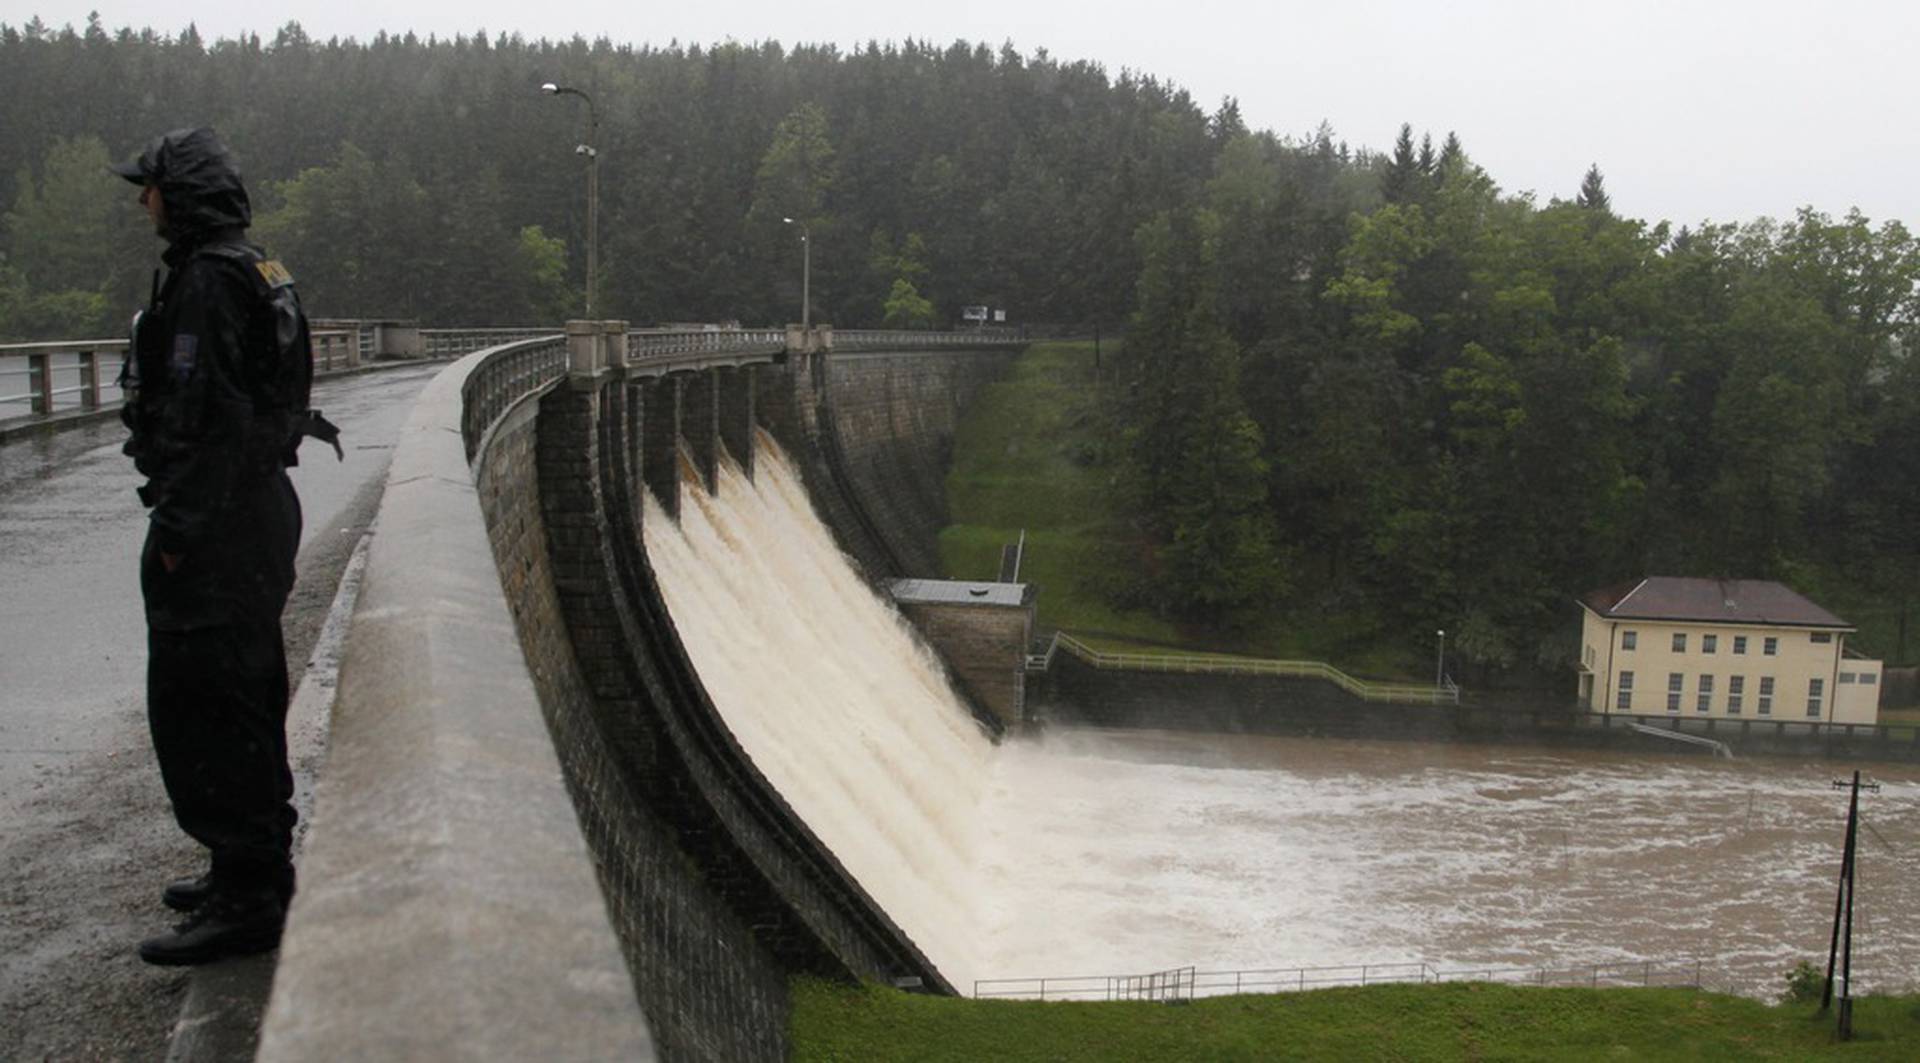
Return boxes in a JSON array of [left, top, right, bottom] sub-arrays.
[[978, 729, 1920, 1000]]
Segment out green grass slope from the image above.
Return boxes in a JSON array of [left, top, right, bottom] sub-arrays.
[[794, 979, 1920, 1062], [939, 340, 1425, 678]]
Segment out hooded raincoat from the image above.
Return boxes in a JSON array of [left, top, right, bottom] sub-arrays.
[[118, 127, 303, 631]]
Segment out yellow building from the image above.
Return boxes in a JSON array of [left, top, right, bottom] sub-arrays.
[[1577, 578, 1883, 725]]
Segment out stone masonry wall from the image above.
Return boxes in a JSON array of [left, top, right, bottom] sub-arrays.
[[1035, 654, 1920, 761], [476, 386, 791, 1062], [897, 601, 1031, 727], [768, 349, 1019, 580]]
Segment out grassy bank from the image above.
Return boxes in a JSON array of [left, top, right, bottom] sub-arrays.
[[939, 339, 1426, 678], [939, 339, 1179, 644], [792, 979, 1920, 1061]]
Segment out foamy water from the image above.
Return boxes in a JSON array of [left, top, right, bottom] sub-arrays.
[[643, 436, 1920, 999], [643, 434, 995, 988]]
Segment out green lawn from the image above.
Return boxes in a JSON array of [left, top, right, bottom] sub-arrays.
[[939, 339, 1179, 645], [939, 339, 1424, 680], [793, 979, 1920, 1062]]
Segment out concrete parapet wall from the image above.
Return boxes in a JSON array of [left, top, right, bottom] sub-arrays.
[[257, 348, 653, 1061]]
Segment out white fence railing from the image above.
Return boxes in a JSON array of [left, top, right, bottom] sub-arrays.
[[1042, 632, 1459, 706], [975, 959, 1703, 1001]]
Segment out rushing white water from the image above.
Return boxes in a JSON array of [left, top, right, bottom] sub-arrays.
[[643, 434, 1920, 1000], [643, 434, 995, 988]]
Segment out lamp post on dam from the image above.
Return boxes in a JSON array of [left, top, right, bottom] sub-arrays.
[[541, 80, 600, 316], [782, 216, 812, 329]]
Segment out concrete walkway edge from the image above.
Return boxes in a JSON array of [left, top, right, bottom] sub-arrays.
[[253, 349, 654, 1059]]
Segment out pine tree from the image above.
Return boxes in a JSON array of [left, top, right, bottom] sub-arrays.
[[1123, 209, 1281, 624], [1381, 123, 1421, 205], [1577, 163, 1611, 213]]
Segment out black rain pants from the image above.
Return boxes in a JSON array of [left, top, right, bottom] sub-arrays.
[[146, 621, 296, 895]]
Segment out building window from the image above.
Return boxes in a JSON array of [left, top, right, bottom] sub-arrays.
[[1697, 674, 1714, 712], [1617, 670, 1634, 711], [1733, 636, 1748, 654], [1759, 677, 1774, 715], [1622, 630, 1638, 651], [1672, 633, 1688, 653], [1840, 672, 1857, 684], [1728, 676, 1745, 714], [1861, 673, 1879, 686], [1763, 637, 1778, 656], [1667, 672, 1684, 713], [1811, 632, 1833, 644], [1807, 677, 1825, 718]]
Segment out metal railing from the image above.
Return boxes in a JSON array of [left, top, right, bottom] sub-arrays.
[[975, 959, 1702, 1001], [1042, 632, 1460, 706], [312, 330, 356, 372], [835, 327, 1025, 351], [420, 328, 559, 359], [458, 335, 568, 461], [0, 340, 127, 417]]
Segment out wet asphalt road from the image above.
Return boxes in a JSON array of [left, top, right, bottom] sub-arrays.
[[0, 362, 442, 849], [0, 362, 447, 1059]]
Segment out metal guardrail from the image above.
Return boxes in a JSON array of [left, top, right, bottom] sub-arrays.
[[457, 335, 568, 462], [2, 332, 358, 422], [1042, 632, 1460, 706], [0, 340, 125, 416], [420, 328, 558, 358], [834, 328, 1025, 351], [974, 959, 1703, 1001]]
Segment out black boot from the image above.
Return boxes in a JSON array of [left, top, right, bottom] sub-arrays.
[[138, 889, 285, 966], [162, 866, 295, 913]]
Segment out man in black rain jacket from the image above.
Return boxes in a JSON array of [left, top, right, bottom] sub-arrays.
[[113, 127, 307, 965]]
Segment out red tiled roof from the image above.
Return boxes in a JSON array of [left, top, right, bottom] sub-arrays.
[[1581, 577, 1850, 629]]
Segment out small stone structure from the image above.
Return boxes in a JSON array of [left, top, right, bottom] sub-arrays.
[[890, 579, 1036, 728]]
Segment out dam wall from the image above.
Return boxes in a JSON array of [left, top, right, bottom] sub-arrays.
[[257, 334, 1021, 1060], [766, 348, 1017, 579]]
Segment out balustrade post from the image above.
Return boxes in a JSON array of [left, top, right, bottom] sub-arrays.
[[600, 319, 629, 368], [80, 349, 102, 408], [565, 320, 602, 377], [29, 353, 53, 414]]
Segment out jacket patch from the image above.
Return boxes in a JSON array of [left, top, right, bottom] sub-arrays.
[[170, 334, 198, 382], [254, 260, 295, 288]]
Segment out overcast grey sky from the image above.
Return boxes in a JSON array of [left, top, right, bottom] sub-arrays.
[[7, 0, 1915, 230]]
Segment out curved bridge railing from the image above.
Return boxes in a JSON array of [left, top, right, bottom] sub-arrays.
[[835, 328, 1025, 351], [456, 335, 567, 461], [629, 327, 787, 358]]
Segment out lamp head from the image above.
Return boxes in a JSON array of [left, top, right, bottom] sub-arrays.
[[540, 82, 560, 94]]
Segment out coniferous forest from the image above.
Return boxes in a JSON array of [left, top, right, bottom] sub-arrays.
[[3, 17, 1915, 678]]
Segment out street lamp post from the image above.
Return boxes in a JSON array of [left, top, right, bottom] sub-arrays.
[[782, 216, 811, 329], [1435, 629, 1446, 688], [541, 81, 599, 316]]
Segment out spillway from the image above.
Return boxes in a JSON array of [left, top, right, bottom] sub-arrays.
[[643, 432, 1920, 1000], [643, 432, 996, 989]]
